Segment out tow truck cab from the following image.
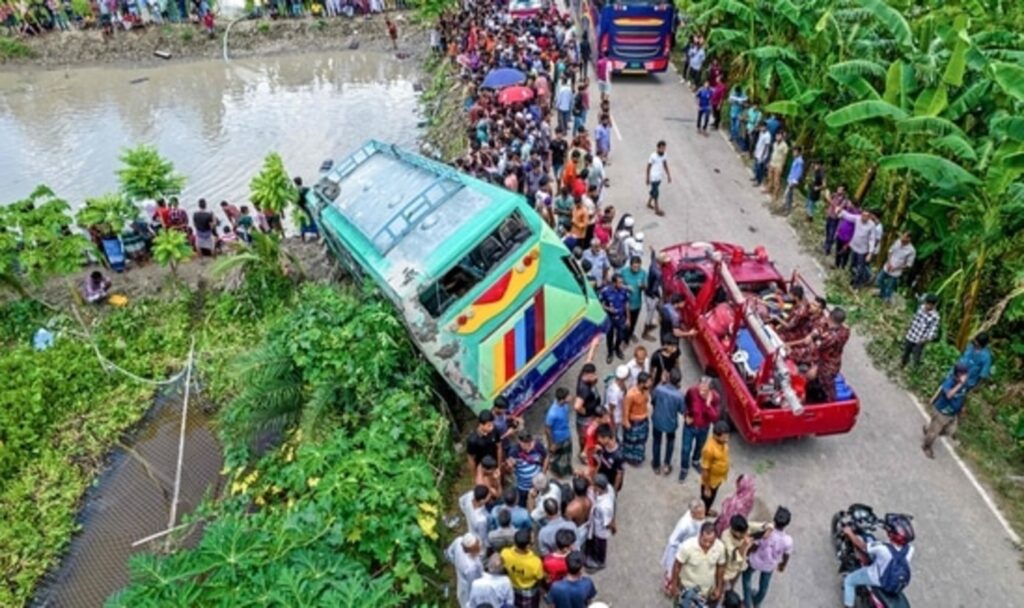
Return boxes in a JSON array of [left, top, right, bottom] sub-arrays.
[[661, 242, 860, 443]]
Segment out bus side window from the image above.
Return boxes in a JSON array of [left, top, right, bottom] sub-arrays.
[[562, 255, 589, 300]]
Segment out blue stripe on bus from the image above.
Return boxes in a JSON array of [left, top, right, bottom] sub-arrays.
[[524, 304, 537, 362], [514, 317, 527, 370]]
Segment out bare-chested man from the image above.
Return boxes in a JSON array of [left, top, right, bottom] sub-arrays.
[[565, 475, 593, 543]]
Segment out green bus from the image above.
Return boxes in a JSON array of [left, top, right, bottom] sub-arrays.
[[308, 141, 608, 414]]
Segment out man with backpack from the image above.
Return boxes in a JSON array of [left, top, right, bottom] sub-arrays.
[[840, 515, 914, 607]]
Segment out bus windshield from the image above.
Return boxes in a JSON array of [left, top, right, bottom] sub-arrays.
[[419, 211, 533, 317]]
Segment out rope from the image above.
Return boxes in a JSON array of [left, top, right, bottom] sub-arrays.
[[168, 337, 197, 530], [223, 15, 245, 62]]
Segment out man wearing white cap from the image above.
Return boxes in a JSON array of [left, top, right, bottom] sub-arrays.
[[469, 554, 514, 608], [446, 533, 483, 608], [605, 364, 629, 440]]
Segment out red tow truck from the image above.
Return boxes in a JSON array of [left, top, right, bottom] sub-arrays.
[[660, 241, 859, 443]]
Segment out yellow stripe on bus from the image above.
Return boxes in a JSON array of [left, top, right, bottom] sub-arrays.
[[613, 18, 663, 26], [487, 309, 585, 398], [492, 335, 506, 390]]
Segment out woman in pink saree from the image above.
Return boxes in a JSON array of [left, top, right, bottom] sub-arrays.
[[714, 473, 756, 536]]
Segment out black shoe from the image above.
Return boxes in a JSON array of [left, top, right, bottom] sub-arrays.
[[606, 354, 613, 364], [615, 350, 626, 360], [678, 470, 688, 483]]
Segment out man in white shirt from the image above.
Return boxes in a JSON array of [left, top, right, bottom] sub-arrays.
[[446, 533, 484, 608], [645, 140, 672, 216], [752, 124, 772, 186], [842, 209, 883, 288], [459, 485, 492, 552], [555, 78, 574, 133], [605, 364, 629, 439], [469, 554, 514, 608], [584, 474, 616, 570], [876, 231, 916, 302]]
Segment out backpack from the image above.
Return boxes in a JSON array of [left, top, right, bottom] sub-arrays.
[[878, 543, 911, 594]]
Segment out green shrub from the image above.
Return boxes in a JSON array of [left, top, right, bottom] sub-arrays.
[[0, 38, 35, 61]]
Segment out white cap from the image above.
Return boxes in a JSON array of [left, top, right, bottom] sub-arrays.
[[623, 216, 635, 228], [635, 231, 645, 242], [615, 365, 630, 380]]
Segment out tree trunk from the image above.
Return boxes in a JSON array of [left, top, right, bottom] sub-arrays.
[[854, 163, 877, 205], [955, 244, 987, 350]]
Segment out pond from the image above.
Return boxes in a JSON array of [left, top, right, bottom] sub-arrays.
[[0, 50, 423, 210]]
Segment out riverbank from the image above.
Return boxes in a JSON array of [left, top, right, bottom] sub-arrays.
[[0, 14, 426, 69]]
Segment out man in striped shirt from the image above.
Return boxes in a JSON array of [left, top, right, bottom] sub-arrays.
[[901, 294, 940, 368]]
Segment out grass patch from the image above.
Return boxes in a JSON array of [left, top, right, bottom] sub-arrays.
[[0, 37, 35, 61]]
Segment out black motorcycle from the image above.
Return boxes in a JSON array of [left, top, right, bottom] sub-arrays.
[[831, 503, 913, 608]]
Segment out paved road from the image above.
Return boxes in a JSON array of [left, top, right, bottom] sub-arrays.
[[522, 66, 1023, 607]]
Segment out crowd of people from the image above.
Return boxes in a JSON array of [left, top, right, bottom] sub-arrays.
[[79, 177, 317, 304], [1, 0, 405, 37]]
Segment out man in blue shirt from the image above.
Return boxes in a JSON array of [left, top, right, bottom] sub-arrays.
[[764, 114, 781, 138], [651, 368, 685, 475], [695, 81, 713, 134], [545, 387, 574, 477], [600, 273, 631, 364], [506, 431, 549, 507], [782, 147, 805, 214], [958, 332, 993, 391], [922, 363, 970, 459], [594, 114, 612, 161], [582, 239, 611, 287], [546, 551, 597, 608], [728, 86, 748, 146]]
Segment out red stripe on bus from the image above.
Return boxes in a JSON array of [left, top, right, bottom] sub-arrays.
[[503, 330, 517, 380], [533, 290, 545, 353]]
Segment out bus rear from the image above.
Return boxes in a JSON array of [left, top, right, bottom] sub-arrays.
[[585, 0, 675, 74]]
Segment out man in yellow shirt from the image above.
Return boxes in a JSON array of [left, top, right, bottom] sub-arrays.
[[720, 514, 767, 591], [669, 521, 726, 607], [700, 421, 731, 516], [501, 528, 545, 608]]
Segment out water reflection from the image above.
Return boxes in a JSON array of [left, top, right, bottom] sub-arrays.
[[0, 51, 422, 210]]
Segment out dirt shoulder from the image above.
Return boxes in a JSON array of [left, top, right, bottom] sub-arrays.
[[2, 14, 426, 70]]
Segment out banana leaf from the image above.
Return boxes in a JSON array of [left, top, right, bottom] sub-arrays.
[[878, 153, 980, 191], [990, 62, 1024, 102], [856, 0, 914, 51], [825, 100, 907, 128]]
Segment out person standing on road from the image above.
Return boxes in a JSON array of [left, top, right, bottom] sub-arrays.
[[566, 476, 594, 541], [584, 473, 616, 570], [470, 554, 514, 608], [700, 421, 731, 515], [556, 77, 574, 133], [582, 238, 611, 287], [446, 533, 484, 608], [711, 79, 728, 131], [620, 256, 647, 343], [546, 387, 575, 478], [696, 81, 713, 134], [506, 431, 549, 507], [721, 515, 764, 594], [728, 86, 748, 146], [574, 363, 602, 464], [547, 551, 598, 607], [752, 125, 772, 187], [742, 506, 793, 608], [680, 376, 721, 483], [824, 184, 851, 255], [645, 140, 672, 217], [763, 132, 788, 199], [805, 160, 826, 221], [543, 529, 577, 585], [642, 250, 666, 341], [901, 294, 940, 368], [670, 522, 726, 607], [958, 332, 993, 393], [782, 146, 804, 214], [466, 410, 502, 475], [594, 425, 626, 492], [744, 105, 763, 156], [661, 500, 707, 595], [621, 371, 652, 465], [600, 274, 630, 363], [714, 474, 756, 536], [686, 41, 706, 86], [596, 53, 611, 101], [843, 208, 882, 288], [876, 231, 916, 303], [501, 529, 546, 608], [594, 115, 612, 163], [922, 362, 971, 459], [606, 365, 629, 440], [651, 368, 685, 476]]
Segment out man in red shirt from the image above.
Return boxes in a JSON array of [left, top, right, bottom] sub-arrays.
[[542, 529, 577, 584], [679, 376, 720, 482], [583, 407, 612, 470]]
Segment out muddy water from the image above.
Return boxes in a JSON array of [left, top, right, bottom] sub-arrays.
[[33, 382, 223, 608], [0, 50, 422, 209]]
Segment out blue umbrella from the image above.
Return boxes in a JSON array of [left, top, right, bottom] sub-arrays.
[[482, 68, 527, 89]]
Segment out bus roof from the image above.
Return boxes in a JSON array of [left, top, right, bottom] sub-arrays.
[[313, 141, 522, 291]]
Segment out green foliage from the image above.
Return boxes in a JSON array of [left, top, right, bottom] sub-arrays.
[[76, 193, 139, 237], [116, 146, 186, 202], [0, 296, 196, 607], [257, 20, 270, 34], [211, 232, 298, 317], [249, 152, 297, 216], [412, 0, 459, 20], [114, 285, 454, 606], [180, 27, 193, 43], [70, 0, 92, 18], [4, 185, 92, 287], [151, 229, 193, 277], [0, 37, 35, 60]]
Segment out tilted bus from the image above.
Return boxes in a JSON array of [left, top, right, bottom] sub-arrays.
[[581, 0, 676, 74], [308, 141, 608, 414]]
